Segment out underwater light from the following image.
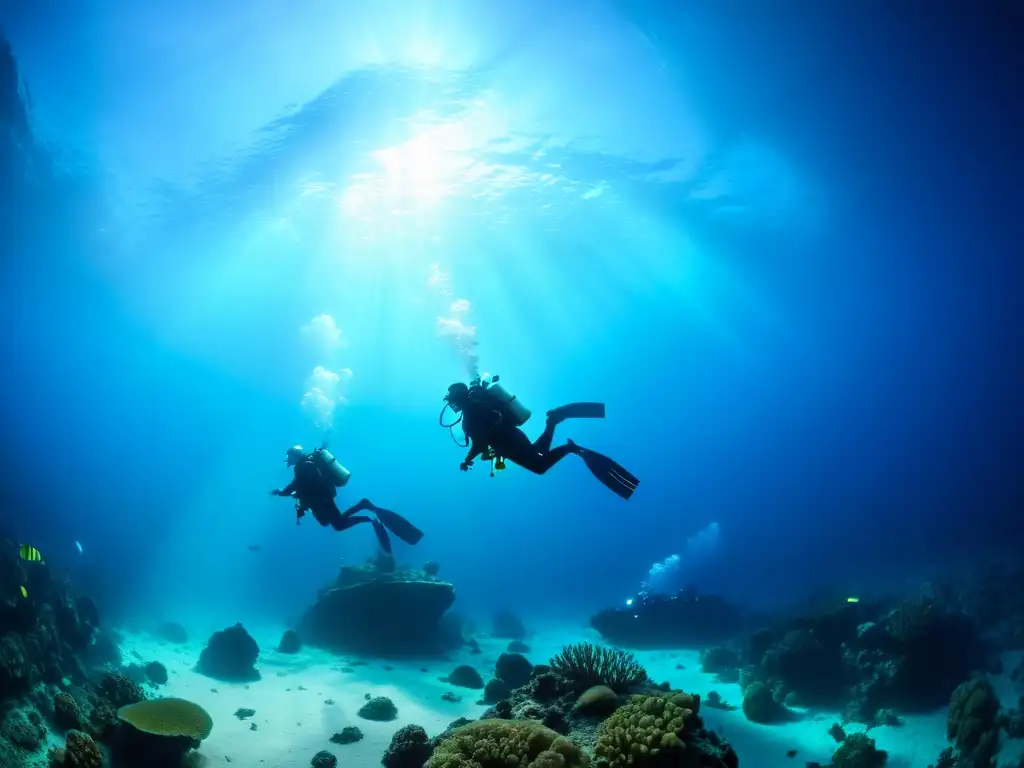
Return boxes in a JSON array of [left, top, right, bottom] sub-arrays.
[[846, 596, 860, 603], [625, 598, 634, 607]]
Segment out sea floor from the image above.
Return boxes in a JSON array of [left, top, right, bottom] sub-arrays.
[[117, 624, 965, 768]]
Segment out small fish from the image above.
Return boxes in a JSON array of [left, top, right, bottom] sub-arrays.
[[20, 586, 27, 598], [786, 749, 797, 758], [75, 540, 83, 554], [19, 544, 42, 562], [846, 597, 860, 604], [247, 545, 262, 552]]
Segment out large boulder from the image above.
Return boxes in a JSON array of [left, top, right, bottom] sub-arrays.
[[301, 564, 455, 656], [196, 623, 260, 682]]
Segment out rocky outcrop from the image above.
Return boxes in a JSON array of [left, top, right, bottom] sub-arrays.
[[300, 562, 455, 655]]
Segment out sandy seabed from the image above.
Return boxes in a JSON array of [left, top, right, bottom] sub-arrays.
[[116, 623, 979, 768]]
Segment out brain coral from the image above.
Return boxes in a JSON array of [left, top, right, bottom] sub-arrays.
[[117, 697, 213, 741], [428, 718, 588, 768], [594, 693, 699, 767]]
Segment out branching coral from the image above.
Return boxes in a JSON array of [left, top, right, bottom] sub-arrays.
[[549, 642, 648, 693], [428, 719, 587, 768]]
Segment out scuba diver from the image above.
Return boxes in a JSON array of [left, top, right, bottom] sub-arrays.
[[269, 446, 424, 555], [440, 376, 640, 500]]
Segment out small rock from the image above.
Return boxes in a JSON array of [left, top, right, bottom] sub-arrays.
[[311, 749, 337, 768], [234, 708, 256, 720], [441, 692, 462, 703]]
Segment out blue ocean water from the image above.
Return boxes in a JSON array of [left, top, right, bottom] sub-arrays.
[[2, 3, 1023, 767]]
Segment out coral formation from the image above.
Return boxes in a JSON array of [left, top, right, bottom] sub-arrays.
[[830, 732, 888, 768], [428, 719, 586, 768], [496, 652, 534, 689], [144, 661, 168, 685], [383, 724, 434, 768], [197, 623, 260, 682], [484, 678, 512, 704], [59, 730, 103, 768], [700, 646, 741, 681], [550, 642, 648, 693], [53, 692, 83, 730], [330, 726, 363, 744], [574, 685, 619, 716], [311, 750, 338, 768], [358, 696, 398, 721], [448, 665, 485, 689], [117, 696, 214, 740], [742, 680, 795, 724], [945, 679, 1000, 768]]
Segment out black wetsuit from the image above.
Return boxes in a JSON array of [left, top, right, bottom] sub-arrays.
[[276, 454, 424, 553], [461, 400, 576, 474]]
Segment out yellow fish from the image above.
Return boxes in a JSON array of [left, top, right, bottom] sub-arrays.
[[19, 544, 42, 562], [20, 586, 27, 598]]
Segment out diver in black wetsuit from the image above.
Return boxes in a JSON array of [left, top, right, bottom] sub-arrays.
[[269, 446, 424, 554], [441, 380, 640, 500]]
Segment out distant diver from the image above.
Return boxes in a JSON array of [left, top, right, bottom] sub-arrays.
[[269, 446, 424, 554], [440, 375, 639, 500]]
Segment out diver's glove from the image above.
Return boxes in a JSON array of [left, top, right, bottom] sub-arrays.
[[459, 460, 474, 472]]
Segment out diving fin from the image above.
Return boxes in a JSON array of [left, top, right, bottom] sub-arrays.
[[575, 445, 639, 500], [547, 402, 606, 424], [371, 519, 393, 554], [372, 506, 425, 546]]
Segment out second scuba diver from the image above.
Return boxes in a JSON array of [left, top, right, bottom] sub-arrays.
[[269, 446, 424, 554], [441, 376, 640, 500]]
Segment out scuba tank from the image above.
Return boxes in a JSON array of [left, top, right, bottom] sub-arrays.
[[482, 376, 532, 426], [312, 448, 352, 487]]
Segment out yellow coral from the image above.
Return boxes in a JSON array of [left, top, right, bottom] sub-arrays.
[[428, 719, 588, 768], [594, 693, 698, 768], [117, 697, 213, 741]]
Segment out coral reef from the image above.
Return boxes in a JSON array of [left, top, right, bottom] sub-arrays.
[[0, 538, 115, 708], [301, 560, 456, 655], [196, 623, 260, 682], [428, 719, 586, 768], [549, 642, 648, 693], [732, 586, 989, 725]]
